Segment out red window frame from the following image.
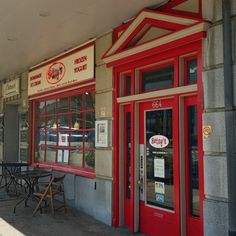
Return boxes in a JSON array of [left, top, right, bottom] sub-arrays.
[[31, 85, 95, 178], [138, 60, 176, 94], [184, 55, 198, 85]]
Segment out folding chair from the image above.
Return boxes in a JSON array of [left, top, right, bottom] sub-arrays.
[[33, 174, 66, 216]]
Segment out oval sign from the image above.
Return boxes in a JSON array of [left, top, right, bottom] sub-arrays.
[[46, 62, 65, 84], [149, 135, 169, 148]]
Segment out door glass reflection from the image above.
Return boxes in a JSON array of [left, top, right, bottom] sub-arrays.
[[188, 105, 199, 216], [145, 109, 174, 210]]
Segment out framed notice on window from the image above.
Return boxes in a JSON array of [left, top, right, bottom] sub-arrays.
[[95, 120, 108, 147]]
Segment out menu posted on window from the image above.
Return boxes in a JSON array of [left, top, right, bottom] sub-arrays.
[[154, 158, 165, 178]]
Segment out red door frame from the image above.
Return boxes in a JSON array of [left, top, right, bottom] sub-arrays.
[[184, 95, 203, 236], [123, 104, 135, 231], [139, 97, 180, 236], [112, 41, 204, 234]]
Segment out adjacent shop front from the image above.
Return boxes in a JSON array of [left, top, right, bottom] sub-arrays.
[[28, 40, 96, 177], [103, 9, 210, 236]]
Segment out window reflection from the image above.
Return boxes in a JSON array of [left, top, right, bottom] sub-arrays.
[[142, 65, 174, 92], [58, 97, 68, 113], [85, 91, 95, 109], [46, 99, 57, 114], [71, 113, 83, 129], [146, 109, 174, 210], [34, 89, 95, 172], [36, 102, 45, 115], [71, 95, 83, 112], [85, 150, 95, 169], [187, 59, 197, 84]]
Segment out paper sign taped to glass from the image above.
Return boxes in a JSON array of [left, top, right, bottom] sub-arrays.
[[154, 158, 165, 178]]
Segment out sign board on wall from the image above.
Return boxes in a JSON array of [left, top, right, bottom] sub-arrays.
[[2, 78, 20, 98], [28, 42, 95, 96]]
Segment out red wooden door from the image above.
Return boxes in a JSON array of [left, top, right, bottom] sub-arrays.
[[139, 97, 180, 236]]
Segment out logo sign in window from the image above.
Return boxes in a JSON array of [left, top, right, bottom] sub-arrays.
[[149, 135, 169, 148]]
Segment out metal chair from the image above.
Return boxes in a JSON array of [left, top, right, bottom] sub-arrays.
[[33, 174, 66, 216]]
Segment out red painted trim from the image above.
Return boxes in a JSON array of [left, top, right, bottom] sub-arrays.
[[113, 22, 132, 42], [30, 41, 95, 72], [29, 79, 95, 100], [138, 97, 181, 236], [31, 163, 96, 178], [174, 57, 179, 87], [116, 18, 187, 54], [158, 0, 202, 18], [103, 8, 205, 61], [130, 102, 135, 232], [30, 85, 96, 177], [184, 55, 198, 85], [106, 32, 206, 67], [138, 60, 175, 93], [112, 42, 201, 74], [197, 42, 205, 224], [123, 73, 132, 96]]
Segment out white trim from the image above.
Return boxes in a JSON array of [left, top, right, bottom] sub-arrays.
[[29, 81, 95, 100], [104, 22, 210, 64], [107, 10, 198, 55], [117, 84, 197, 103]]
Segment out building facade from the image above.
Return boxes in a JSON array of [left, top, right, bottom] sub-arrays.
[[0, 0, 235, 235]]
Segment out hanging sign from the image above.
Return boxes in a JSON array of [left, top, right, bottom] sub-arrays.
[[28, 41, 94, 96], [149, 135, 169, 148]]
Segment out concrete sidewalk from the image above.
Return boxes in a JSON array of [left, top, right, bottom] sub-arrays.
[[0, 193, 144, 236]]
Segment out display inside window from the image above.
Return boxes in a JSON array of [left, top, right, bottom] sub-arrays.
[[34, 89, 95, 172]]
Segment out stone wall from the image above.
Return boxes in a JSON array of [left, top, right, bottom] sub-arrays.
[[202, 0, 236, 235], [65, 32, 114, 226]]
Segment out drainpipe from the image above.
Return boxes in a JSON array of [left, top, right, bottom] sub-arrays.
[[222, 1, 236, 235]]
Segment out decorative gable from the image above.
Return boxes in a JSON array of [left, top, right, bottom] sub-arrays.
[[103, 9, 210, 67]]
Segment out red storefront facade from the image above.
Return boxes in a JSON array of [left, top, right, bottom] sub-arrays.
[[103, 7, 210, 236]]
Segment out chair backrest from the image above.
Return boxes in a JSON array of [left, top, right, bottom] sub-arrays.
[[52, 174, 66, 184]]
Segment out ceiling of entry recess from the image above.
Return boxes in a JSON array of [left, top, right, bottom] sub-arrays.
[[0, 0, 166, 80]]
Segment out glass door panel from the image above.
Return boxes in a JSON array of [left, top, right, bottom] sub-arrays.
[[145, 109, 174, 210]]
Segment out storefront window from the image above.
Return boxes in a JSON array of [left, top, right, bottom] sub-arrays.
[[34, 89, 95, 173]]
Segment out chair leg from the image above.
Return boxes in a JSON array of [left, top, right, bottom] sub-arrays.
[[49, 188, 55, 217], [33, 195, 45, 216], [60, 189, 66, 213]]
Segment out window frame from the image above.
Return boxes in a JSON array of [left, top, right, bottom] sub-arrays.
[[184, 55, 198, 85], [31, 85, 95, 178], [138, 61, 175, 94]]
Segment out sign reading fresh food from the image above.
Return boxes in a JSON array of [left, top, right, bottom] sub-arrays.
[[28, 42, 94, 96]]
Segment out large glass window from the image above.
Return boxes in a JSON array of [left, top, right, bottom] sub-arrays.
[[34, 89, 95, 173]]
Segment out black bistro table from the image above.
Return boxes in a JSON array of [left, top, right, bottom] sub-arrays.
[[0, 162, 29, 194], [13, 169, 52, 213]]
